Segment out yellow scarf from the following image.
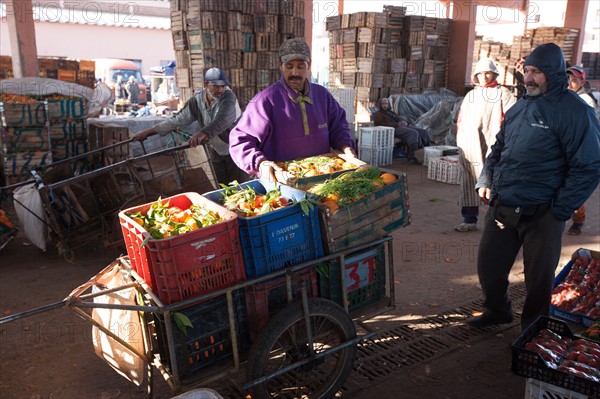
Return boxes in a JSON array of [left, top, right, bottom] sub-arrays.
[[291, 92, 312, 135]]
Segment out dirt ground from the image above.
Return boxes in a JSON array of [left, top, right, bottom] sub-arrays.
[[1, 157, 599, 399]]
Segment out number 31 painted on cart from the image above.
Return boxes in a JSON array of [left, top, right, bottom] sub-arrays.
[[345, 257, 375, 292]]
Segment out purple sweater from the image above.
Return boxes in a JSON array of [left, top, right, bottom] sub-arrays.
[[229, 77, 355, 175]]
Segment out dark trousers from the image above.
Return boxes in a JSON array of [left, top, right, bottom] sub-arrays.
[[477, 205, 565, 330], [461, 206, 479, 224], [210, 152, 251, 186]]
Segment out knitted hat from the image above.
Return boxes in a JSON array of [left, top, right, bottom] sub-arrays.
[[205, 67, 230, 86], [279, 38, 311, 63]]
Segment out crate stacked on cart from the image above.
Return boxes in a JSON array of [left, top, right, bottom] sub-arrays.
[[292, 166, 410, 313], [203, 179, 324, 338], [46, 95, 89, 163], [119, 192, 250, 381], [170, 0, 305, 110], [0, 95, 50, 185]]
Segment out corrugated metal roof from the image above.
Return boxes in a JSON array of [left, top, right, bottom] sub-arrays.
[[0, 3, 170, 30]]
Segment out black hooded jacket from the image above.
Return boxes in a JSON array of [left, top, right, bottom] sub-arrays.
[[476, 43, 600, 220]]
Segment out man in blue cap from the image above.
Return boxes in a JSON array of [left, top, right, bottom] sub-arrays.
[[466, 43, 600, 331], [133, 67, 247, 185]]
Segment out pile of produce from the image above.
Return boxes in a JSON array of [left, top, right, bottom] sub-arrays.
[[307, 167, 398, 213], [221, 183, 290, 217], [551, 256, 600, 319], [581, 322, 600, 342], [0, 93, 40, 104], [275, 155, 358, 178], [127, 198, 223, 239], [524, 328, 600, 381]]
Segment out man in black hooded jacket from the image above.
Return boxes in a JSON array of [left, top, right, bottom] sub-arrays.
[[466, 43, 600, 331]]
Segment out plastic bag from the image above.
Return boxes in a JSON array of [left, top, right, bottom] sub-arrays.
[[92, 264, 145, 386], [13, 183, 47, 251]]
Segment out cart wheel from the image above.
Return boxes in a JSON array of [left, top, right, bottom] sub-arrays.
[[246, 298, 357, 399]]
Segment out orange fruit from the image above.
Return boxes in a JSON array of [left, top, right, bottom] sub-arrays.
[[321, 200, 339, 213], [372, 180, 384, 189], [380, 173, 398, 185]]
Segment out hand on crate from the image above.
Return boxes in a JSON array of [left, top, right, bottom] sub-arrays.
[[259, 160, 286, 183], [132, 127, 156, 141]]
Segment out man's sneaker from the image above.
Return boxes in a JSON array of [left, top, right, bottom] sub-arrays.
[[465, 311, 514, 328], [567, 223, 583, 235], [454, 223, 477, 232]]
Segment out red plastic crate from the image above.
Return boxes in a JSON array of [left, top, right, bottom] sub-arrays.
[[245, 268, 318, 341], [119, 192, 246, 305]]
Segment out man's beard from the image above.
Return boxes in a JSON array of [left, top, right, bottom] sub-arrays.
[[526, 84, 542, 97]]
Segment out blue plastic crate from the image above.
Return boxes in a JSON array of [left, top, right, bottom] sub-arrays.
[[203, 179, 323, 278]]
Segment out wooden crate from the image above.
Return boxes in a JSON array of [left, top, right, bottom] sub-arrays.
[[58, 69, 77, 82], [243, 52, 257, 69], [48, 119, 86, 141], [228, 31, 244, 50], [227, 11, 242, 30], [4, 151, 52, 184], [256, 52, 279, 70], [357, 27, 381, 43], [326, 15, 342, 31], [3, 126, 49, 152], [1, 101, 47, 127], [342, 28, 357, 44], [175, 68, 190, 88], [296, 171, 410, 254], [254, 15, 278, 32], [171, 11, 185, 31], [51, 140, 89, 161], [47, 97, 87, 120]]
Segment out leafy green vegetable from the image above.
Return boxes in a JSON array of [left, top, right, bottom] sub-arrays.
[[173, 312, 194, 335]]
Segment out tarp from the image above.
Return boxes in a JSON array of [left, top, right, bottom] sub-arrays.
[[387, 89, 462, 146], [0, 77, 112, 118]]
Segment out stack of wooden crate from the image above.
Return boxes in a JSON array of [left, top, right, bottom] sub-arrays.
[[0, 57, 95, 88], [46, 97, 89, 162], [0, 95, 90, 185], [327, 6, 451, 121], [1, 99, 50, 185], [473, 27, 580, 89], [526, 27, 579, 62], [0, 56, 13, 80], [170, 0, 305, 109]]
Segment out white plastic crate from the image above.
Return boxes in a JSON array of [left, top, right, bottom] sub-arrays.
[[358, 145, 394, 166], [427, 155, 461, 184], [358, 126, 395, 166], [423, 145, 459, 168], [358, 126, 395, 148], [524, 378, 588, 399]]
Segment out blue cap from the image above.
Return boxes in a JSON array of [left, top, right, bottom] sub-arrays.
[[204, 67, 230, 86]]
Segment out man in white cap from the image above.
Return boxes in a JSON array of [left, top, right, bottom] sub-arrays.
[[133, 67, 246, 184], [454, 59, 516, 232]]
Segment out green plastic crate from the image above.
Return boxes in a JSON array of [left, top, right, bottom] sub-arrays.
[[318, 243, 387, 313]]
